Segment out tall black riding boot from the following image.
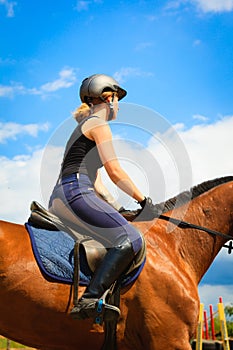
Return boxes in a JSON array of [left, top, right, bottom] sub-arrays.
[[70, 238, 135, 320]]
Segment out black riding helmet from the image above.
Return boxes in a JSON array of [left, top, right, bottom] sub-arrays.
[[79, 74, 127, 104]]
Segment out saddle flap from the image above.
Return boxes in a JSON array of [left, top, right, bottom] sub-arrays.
[[28, 201, 146, 275], [81, 240, 107, 271]]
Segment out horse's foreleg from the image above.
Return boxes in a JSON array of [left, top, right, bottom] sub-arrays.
[[122, 306, 193, 350], [118, 274, 198, 350]]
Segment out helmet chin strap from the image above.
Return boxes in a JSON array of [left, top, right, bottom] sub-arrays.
[[99, 94, 115, 121], [106, 95, 115, 121]]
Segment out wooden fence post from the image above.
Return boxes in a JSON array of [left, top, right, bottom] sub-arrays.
[[196, 303, 204, 350], [218, 297, 230, 350]]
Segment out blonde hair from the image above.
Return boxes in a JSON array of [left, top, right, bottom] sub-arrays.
[[73, 91, 115, 123]]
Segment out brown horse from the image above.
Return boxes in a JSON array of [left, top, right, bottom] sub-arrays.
[[0, 176, 233, 350]]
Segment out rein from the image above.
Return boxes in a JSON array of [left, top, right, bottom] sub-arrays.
[[158, 214, 233, 254]]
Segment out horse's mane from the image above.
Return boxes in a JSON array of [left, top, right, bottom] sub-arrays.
[[157, 175, 233, 213]]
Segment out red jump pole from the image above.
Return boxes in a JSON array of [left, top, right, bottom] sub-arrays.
[[209, 304, 215, 340], [204, 310, 209, 340]]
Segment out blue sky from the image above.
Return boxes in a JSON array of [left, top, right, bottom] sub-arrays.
[[1, 0, 233, 310]]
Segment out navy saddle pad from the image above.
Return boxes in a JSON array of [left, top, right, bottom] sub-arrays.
[[25, 222, 145, 287]]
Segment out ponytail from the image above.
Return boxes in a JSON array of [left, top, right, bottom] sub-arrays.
[[73, 91, 115, 123], [73, 103, 91, 123]]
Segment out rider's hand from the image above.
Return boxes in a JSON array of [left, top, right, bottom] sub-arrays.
[[138, 197, 161, 221]]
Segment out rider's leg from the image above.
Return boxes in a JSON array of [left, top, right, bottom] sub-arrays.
[[49, 174, 143, 319], [71, 236, 136, 319]]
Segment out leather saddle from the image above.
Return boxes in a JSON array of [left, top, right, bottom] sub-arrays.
[[28, 201, 146, 275]]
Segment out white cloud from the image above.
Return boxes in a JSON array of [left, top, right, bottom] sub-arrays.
[[75, 0, 103, 12], [166, 0, 233, 13], [0, 85, 14, 97], [0, 67, 77, 98], [178, 116, 233, 184], [0, 145, 63, 223], [0, 150, 43, 223], [192, 113, 209, 122], [198, 284, 233, 307], [164, 0, 186, 11], [75, 1, 91, 11], [147, 116, 233, 203], [40, 68, 77, 93], [0, 82, 35, 97], [193, 0, 233, 13], [0, 122, 50, 143], [113, 67, 153, 84], [40, 145, 65, 205], [0, 0, 17, 17]]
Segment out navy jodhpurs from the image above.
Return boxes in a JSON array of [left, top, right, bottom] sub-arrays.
[[49, 173, 142, 254]]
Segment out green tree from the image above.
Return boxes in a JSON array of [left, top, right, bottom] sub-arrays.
[[225, 304, 233, 337], [225, 304, 233, 318]]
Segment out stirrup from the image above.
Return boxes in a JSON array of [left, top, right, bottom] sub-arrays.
[[70, 298, 98, 320], [70, 290, 120, 324], [95, 297, 120, 325]]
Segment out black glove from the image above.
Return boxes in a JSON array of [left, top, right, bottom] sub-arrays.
[[137, 197, 161, 221]]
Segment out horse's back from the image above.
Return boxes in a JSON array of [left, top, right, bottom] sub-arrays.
[[0, 219, 26, 236], [0, 220, 32, 259]]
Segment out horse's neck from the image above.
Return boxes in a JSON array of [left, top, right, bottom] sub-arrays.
[[178, 183, 233, 282], [146, 182, 233, 284]]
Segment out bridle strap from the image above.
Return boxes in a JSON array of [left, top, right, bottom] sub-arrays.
[[158, 214, 233, 241]]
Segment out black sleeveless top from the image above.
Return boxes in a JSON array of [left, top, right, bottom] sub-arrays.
[[60, 116, 103, 183]]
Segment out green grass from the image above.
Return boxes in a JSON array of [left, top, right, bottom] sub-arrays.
[[0, 338, 33, 349]]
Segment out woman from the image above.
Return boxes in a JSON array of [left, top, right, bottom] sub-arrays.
[[49, 74, 157, 320]]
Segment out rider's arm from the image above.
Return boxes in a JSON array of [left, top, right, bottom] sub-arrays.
[[89, 120, 145, 203], [94, 169, 123, 211]]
